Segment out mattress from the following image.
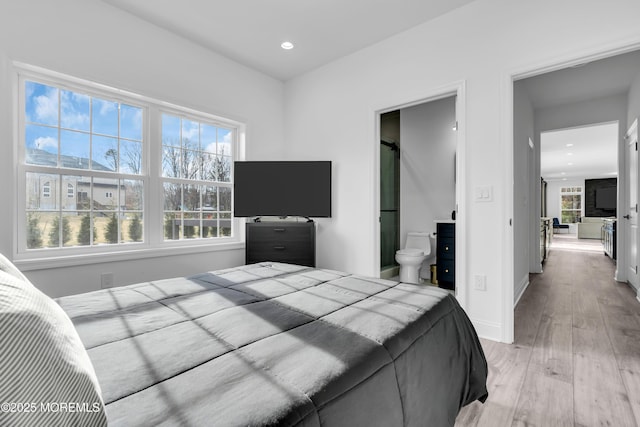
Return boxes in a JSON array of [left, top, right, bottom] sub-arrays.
[[56, 262, 488, 426]]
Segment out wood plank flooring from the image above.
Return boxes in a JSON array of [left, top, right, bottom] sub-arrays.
[[455, 234, 640, 427]]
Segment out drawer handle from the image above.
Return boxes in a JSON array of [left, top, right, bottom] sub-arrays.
[[273, 228, 286, 232], [273, 246, 286, 250]]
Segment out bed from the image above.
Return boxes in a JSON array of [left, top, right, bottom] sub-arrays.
[[1, 259, 487, 427]]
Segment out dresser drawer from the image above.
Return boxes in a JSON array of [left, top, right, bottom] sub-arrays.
[[247, 224, 312, 242]]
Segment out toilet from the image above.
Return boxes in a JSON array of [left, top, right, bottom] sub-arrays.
[[395, 232, 431, 284]]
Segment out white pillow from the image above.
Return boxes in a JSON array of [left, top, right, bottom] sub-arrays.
[[0, 254, 107, 426]]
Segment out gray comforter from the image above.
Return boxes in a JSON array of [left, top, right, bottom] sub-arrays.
[[57, 262, 487, 426]]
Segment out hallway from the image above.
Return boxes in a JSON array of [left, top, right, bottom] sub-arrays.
[[456, 235, 640, 426]]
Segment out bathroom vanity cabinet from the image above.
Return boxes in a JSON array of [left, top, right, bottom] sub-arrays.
[[436, 222, 455, 291]]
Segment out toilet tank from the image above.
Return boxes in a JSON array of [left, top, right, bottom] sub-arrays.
[[405, 232, 431, 255]]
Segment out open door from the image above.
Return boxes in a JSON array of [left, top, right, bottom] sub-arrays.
[[626, 119, 639, 290]]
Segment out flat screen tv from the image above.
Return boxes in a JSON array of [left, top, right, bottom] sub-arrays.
[[234, 161, 332, 218], [595, 187, 616, 210]]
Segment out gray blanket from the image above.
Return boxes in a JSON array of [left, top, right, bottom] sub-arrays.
[[57, 262, 487, 426]]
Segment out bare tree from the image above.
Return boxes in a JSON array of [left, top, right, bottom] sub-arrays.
[[105, 148, 118, 171]]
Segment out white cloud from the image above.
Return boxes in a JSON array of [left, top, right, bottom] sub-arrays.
[[182, 122, 199, 141], [60, 91, 90, 129], [35, 136, 57, 150], [34, 91, 58, 123], [95, 98, 116, 116]]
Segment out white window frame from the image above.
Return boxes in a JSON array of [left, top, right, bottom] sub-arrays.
[[13, 63, 245, 269], [559, 186, 583, 224]]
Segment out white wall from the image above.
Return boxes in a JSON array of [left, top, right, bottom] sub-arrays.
[[0, 0, 285, 297], [399, 96, 456, 274], [283, 0, 640, 341], [628, 71, 640, 125], [513, 82, 535, 301], [535, 94, 628, 139]]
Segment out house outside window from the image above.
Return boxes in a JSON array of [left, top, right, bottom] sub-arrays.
[[560, 186, 582, 224], [16, 64, 242, 259]]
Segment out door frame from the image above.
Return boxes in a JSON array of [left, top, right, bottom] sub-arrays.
[[503, 41, 640, 343], [372, 80, 467, 309], [625, 119, 639, 295]]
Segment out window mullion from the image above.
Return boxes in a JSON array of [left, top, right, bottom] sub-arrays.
[[147, 105, 163, 246]]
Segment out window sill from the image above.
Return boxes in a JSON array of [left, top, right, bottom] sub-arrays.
[[13, 241, 245, 272]]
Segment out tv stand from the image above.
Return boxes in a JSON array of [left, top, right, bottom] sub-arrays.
[[245, 221, 316, 267], [252, 216, 315, 223]]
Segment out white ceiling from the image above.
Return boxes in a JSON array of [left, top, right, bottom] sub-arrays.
[[520, 50, 640, 181], [100, 0, 637, 181], [540, 122, 618, 181], [100, 0, 477, 81]]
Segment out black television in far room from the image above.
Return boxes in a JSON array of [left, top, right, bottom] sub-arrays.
[[234, 161, 332, 218], [595, 186, 616, 210]]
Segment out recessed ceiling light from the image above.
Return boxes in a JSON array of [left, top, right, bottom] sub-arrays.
[[567, 162, 573, 166], [281, 41, 294, 50], [566, 143, 574, 147], [561, 172, 566, 175], [567, 152, 573, 156]]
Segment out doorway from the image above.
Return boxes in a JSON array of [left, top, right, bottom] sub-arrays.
[[380, 112, 401, 278], [512, 49, 640, 338], [378, 96, 458, 285]]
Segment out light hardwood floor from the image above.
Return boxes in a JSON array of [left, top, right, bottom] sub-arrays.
[[455, 234, 640, 427]]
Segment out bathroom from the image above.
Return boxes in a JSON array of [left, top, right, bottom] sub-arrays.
[[380, 95, 457, 285]]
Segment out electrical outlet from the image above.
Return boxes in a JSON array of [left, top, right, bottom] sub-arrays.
[[101, 272, 114, 289], [474, 275, 487, 291]]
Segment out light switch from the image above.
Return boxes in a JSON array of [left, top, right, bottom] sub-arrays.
[[474, 186, 493, 202]]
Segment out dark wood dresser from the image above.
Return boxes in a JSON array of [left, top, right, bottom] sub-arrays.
[[246, 222, 316, 267]]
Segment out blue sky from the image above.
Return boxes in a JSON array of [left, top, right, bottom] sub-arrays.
[[25, 80, 234, 173], [25, 81, 143, 171]]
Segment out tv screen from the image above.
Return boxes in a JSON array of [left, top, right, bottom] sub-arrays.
[[234, 161, 332, 218], [595, 187, 616, 210]]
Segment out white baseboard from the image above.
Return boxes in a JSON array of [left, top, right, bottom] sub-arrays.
[[514, 275, 530, 307], [470, 317, 502, 342]]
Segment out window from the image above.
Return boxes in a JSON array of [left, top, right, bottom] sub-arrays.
[[560, 186, 582, 224], [17, 65, 241, 259], [161, 114, 233, 240]]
